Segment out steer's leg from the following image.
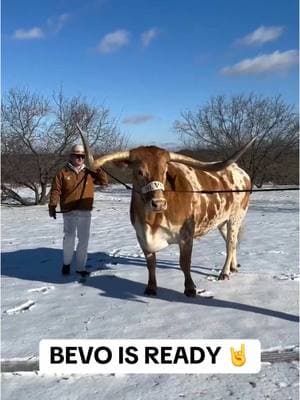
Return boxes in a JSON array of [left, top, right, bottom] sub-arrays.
[[144, 252, 157, 295], [179, 239, 196, 297], [219, 219, 240, 280], [230, 251, 239, 273], [218, 221, 228, 241], [218, 221, 240, 272]]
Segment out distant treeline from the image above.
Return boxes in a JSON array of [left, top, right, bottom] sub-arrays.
[[100, 146, 299, 188], [2, 89, 298, 204]]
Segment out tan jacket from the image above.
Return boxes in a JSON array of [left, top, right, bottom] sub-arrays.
[[49, 164, 108, 212]]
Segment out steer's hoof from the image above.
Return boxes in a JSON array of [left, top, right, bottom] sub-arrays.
[[184, 288, 197, 297], [144, 287, 157, 296], [218, 272, 230, 281]]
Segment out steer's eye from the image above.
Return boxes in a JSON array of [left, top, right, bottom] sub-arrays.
[[138, 169, 144, 177]]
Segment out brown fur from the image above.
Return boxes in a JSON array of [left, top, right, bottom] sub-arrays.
[[127, 146, 251, 295]]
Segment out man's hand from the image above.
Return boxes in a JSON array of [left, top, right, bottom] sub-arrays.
[[49, 206, 57, 219], [96, 168, 109, 186]]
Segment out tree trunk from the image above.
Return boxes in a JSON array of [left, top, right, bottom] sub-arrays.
[[1, 185, 32, 206], [34, 187, 39, 205], [39, 183, 50, 205]]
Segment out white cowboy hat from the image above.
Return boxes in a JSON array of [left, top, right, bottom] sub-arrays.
[[70, 144, 85, 155]]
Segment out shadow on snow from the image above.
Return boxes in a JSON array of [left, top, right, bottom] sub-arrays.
[[1, 247, 298, 323], [93, 275, 299, 323], [1, 247, 216, 284]]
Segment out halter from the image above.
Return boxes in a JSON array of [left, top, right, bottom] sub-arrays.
[[141, 181, 165, 194]]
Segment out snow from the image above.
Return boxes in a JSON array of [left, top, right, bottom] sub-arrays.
[[1, 185, 299, 399]]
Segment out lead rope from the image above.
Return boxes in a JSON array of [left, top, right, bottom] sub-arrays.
[[100, 166, 133, 191], [99, 167, 299, 194]]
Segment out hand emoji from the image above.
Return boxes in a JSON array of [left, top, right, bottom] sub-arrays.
[[230, 343, 246, 367]]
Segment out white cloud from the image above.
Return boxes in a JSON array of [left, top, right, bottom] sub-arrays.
[[47, 13, 70, 34], [221, 50, 299, 76], [12, 13, 70, 40], [141, 28, 160, 47], [236, 25, 284, 46], [97, 30, 130, 53], [13, 27, 44, 40], [122, 115, 154, 125]]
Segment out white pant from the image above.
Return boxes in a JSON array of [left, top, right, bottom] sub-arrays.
[[63, 210, 91, 271]]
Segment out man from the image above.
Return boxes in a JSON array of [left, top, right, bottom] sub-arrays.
[[49, 144, 108, 277]]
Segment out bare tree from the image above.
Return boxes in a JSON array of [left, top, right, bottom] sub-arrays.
[[174, 94, 299, 186], [1, 88, 52, 204], [51, 89, 127, 154], [1, 87, 128, 205]]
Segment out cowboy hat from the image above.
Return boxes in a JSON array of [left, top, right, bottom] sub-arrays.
[[70, 144, 85, 155]]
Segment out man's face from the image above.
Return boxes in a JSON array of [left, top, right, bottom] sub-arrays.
[[70, 153, 85, 168]]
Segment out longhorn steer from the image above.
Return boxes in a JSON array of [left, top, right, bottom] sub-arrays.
[[77, 125, 254, 296]]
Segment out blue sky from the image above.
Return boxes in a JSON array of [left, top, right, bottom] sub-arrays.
[[2, 0, 299, 146]]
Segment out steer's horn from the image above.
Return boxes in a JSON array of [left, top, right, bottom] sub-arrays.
[[76, 124, 95, 170], [169, 137, 256, 171], [76, 123, 130, 170]]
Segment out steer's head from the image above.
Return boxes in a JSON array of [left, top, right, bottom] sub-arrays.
[[130, 146, 170, 212], [76, 124, 256, 214]]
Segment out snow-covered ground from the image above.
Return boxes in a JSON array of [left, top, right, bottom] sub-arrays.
[[1, 186, 299, 399]]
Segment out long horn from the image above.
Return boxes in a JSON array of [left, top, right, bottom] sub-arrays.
[[76, 124, 95, 170], [169, 137, 256, 171], [76, 124, 130, 170]]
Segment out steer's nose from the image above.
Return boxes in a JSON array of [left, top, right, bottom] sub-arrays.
[[151, 198, 167, 211]]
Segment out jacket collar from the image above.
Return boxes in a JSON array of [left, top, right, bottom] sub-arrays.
[[66, 162, 86, 174]]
